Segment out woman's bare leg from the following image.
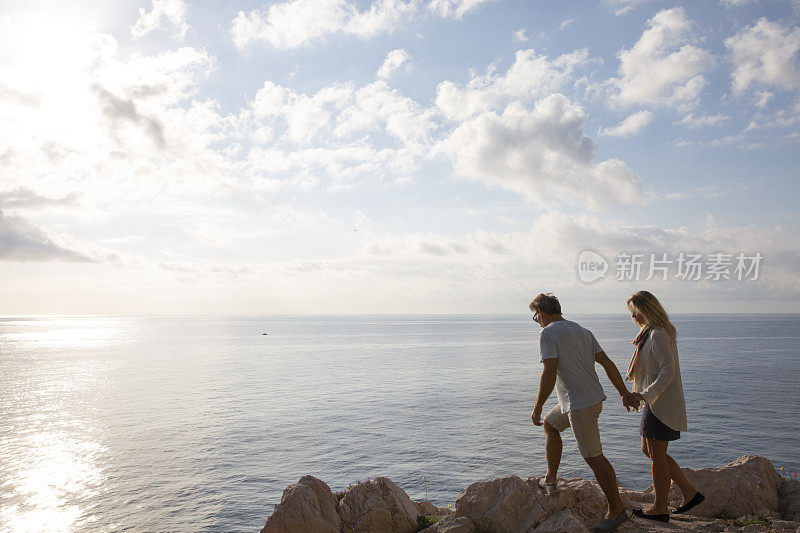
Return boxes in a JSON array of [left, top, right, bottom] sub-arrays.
[[645, 438, 671, 514], [665, 454, 697, 505], [641, 437, 697, 506]]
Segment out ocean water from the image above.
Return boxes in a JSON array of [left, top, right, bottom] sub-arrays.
[[1, 314, 799, 532]]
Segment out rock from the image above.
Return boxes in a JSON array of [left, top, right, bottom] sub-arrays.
[[420, 515, 477, 532], [532, 508, 591, 532], [454, 474, 615, 531], [259, 455, 800, 533], [339, 477, 420, 533], [418, 500, 438, 516], [260, 475, 340, 533], [780, 478, 800, 522], [738, 525, 767, 533], [454, 475, 553, 531], [417, 500, 453, 521], [642, 455, 783, 519], [538, 476, 607, 526], [621, 485, 655, 506]]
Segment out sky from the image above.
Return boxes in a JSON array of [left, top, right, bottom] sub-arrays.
[[0, 0, 799, 315]]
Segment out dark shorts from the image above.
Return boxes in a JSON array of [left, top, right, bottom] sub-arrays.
[[640, 402, 680, 442]]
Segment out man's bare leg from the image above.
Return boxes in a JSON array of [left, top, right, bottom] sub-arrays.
[[543, 421, 562, 484], [585, 454, 624, 518]]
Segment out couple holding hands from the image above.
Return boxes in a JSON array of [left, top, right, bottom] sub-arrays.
[[529, 291, 705, 533]]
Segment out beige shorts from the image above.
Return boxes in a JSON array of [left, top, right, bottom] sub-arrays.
[[544, 401, 603, 458]]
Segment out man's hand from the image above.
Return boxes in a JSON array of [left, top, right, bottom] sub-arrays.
[[623, 392, 644, 410], [620, 391, 632, 412], [531, 404, 543, 426]]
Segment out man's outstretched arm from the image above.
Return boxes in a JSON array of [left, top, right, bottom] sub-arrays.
[[532, 358, 558, 425], [595, 351, 632, 410]]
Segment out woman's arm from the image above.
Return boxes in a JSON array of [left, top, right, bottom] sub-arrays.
[[640, 330, 677, 404]]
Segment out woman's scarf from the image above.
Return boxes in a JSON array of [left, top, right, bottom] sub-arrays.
[[626, 325, 651, 384]]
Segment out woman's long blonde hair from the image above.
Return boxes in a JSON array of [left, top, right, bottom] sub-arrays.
[[627, 290, 677, 342]]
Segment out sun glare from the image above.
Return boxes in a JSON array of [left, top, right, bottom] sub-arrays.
[[0, 10, 106, 143]]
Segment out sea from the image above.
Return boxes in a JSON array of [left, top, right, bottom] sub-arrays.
[[1, 314, 798, 532]]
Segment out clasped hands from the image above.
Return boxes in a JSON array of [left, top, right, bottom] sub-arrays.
[[530, 391, 644, 427], [621, 390, 644, 411]]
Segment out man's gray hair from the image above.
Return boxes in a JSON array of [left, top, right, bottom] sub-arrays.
[[529, 293, 562, 315]]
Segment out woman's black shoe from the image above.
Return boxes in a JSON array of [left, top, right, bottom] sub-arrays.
[[674, 491, 705, 514], [632, 507, 670, 522]]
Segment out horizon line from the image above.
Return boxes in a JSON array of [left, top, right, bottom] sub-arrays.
[[2, 312, 799, 318]]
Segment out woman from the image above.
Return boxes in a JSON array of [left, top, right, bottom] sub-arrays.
[[624, 291, 705, 522]]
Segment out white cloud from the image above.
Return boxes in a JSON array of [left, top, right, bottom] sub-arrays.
[[334, 81, 437, 149], [248, 79, 436, 151], [719, 0, 755, 7], [435, 48, 593, 120], [754, 91, 773, 109], [0, 187, 78, 209], [741, 104, 800, 131], [244, 142, 420, 191], [601, 109, 654, 137], [433, 95, 646, 209], [559, 19, 575, 31], [377, 49, 411, 78], [250, 81, 352, 143], [231, 0, 416, 49], [345, 0, 420, 36], [610, 7, 714, 110], [231, 0, 495, 49], [427, 0, 495, 18], [0, 209, 91, 262], [675, 112, 729, 128], [726, 18, 800, 96], [95, 45, 217, 108], [601, 0, 658, 16], [130, 0, 189, 40], [232, 0, 367, 49], [722, 0, 800, 9], [513, 28, 529, 43]]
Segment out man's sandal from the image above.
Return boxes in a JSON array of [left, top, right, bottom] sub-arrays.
[[539, 480, 559, 495]]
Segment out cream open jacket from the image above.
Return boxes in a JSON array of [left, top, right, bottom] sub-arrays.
[[631, 328, 688, 432]]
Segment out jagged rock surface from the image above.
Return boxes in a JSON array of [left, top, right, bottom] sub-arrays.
[[338, 477, 421, 533], [260, 456, 800, 532], [650, 455, 783, 519], [260, 475, 341, 533], [419, 515, 477, 533], [778, 477, 800, 523]]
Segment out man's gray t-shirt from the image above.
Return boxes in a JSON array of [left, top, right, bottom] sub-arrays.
[[539, 320, 607, 412]]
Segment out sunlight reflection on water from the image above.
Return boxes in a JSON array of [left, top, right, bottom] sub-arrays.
[[1, 427, 104, 531], [1, 318, 114, 532], [2, 398, 106, 532]]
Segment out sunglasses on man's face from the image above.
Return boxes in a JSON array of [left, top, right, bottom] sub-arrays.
[[532, 310, 540, 323]]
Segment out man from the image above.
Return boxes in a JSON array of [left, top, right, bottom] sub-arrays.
[[529, 293, 633, 533]]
